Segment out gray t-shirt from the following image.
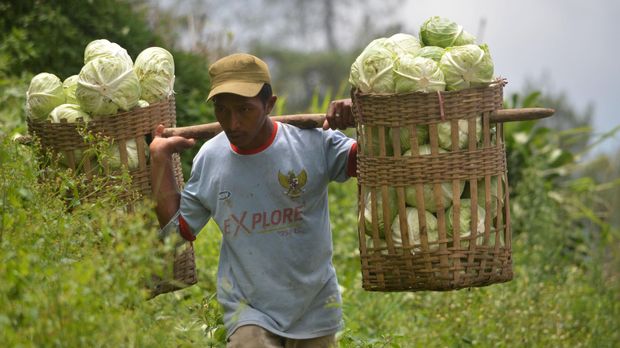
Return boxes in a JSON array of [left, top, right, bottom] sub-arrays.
[[179, 121, 356, 339]]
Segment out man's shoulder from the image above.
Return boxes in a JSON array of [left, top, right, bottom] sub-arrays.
[[194, 132, 229, 162]]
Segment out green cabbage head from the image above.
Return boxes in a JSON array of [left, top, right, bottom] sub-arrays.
[[391, 207, 439, 252], [389, 126, 429, 155], [477, 175, 504, 218], [134, 47, 175, 103], [437, 117, 482, 150], [419, 16, 477, 48], [394, 55, 445, 93], [446, 199, 486, 248], [349, 38, 396, 93], [360, 125, 394, 156], [415, 46, 445, 62], [76, 56, 141, 116], [447, 199, 486, 235], [84, 39, 133, 69], [26, 73, 66, 120], [439, 44, 494, 91], [363, 187, 398, 238], [48, 104, 91, 123], [106, 139, 140, 170], [385, 33, 422, 56], [62, 75, 79, 104], [404, 145, 464, 212]]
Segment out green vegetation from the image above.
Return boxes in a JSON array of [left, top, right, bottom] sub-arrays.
[[1, 1, 619, 347]]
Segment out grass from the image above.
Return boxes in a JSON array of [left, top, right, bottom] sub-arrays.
[[1, 132, 619, 347]]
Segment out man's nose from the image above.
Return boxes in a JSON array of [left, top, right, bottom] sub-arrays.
[[229, 111, 242, 130]]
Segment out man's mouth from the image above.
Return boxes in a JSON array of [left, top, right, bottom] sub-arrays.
[[226, 131, 245, 142]]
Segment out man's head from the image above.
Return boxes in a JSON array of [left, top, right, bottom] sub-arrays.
[[207, 53, 277, 150]]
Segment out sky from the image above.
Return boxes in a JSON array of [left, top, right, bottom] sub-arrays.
[[397, 0, 620, 154]]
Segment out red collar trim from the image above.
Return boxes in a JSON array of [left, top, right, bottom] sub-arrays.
[[230, 121, 278, 155]]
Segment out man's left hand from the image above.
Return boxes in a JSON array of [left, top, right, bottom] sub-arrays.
[[323, 98, 355, 130]]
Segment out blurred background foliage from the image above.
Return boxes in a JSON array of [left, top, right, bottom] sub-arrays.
[[1, 0, 619, 347]]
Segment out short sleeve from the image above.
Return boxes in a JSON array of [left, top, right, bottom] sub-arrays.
[[179, 160, 211, 236], [323, 129, 356, 183]]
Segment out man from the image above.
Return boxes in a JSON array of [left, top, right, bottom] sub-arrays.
[[150, 53, 356, 347]]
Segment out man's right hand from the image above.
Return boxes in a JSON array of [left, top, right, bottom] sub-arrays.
[[150, 124, 197, 158]]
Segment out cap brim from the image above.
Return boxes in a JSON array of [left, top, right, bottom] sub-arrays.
[[207, 81, 264, 101]]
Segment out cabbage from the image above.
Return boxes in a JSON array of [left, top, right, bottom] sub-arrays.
[[404, 145, 464, 212], [349, 38, 396, 93], [437, 117, 482, 150], [389, 125, 429, 154], [365, 236, 388, 255], [415, 46, 445, 62], [419, 16, 477, 48], [394, 55, 446, 93], [385, 33, 422, 56], [477, 175, 503, 218], [84, 39, 133, 69], [137, 100, 150, 108], [134, 47, 175, 103], [439, 44, 494, 91], [48, 104, 91, 123], [62, 75, 79, 104], [446, 199, 485, 240], [445, 199, 507, 248], [390, 207, 439, 252], [363, 188, 398, 238], [47, 104, 91, 169], [106, 139, 140, 170], [360, 125, 394, 156], [76, 56, 141, 116], [26, 73, 66, 120]]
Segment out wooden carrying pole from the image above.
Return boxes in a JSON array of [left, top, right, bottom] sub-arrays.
[[162, 107, 554, 140]]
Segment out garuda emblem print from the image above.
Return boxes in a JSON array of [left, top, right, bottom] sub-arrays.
[[278, 169, 307, 198]]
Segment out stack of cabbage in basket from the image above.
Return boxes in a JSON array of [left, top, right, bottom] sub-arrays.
[[25, 39, 175, 172], [350, 16, 504, 253]]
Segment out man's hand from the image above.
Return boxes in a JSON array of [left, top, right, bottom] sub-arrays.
[[322, 98, 355, 130], [150, 124, 196, 158]]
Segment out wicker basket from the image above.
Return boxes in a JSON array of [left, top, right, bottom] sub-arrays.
[[149, 242, 198, 298], [27, 96, 184, 201], [353, 80, 513, 292], [27, 96, 196, 296]]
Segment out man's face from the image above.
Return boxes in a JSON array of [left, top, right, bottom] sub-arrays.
[[213, 93, 275, 150]]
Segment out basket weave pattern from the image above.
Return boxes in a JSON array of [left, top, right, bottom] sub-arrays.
[[27, 96, 195, 296], [27, 96, 184, 200], [353, 82, 513, 292]]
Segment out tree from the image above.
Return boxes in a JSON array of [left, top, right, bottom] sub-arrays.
[[0, 0, 161, 79], [0, 0, 216, 177]]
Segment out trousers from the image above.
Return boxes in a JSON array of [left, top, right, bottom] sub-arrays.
[[226, 325, 337, 348]]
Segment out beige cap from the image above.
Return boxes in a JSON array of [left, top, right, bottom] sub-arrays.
[[207, 53, 271, 100]]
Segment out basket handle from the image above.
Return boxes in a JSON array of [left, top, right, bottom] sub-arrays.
[[161, 107, 554, 140]]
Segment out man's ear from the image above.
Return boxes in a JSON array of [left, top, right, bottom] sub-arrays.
[[265, 95, 277, 115]]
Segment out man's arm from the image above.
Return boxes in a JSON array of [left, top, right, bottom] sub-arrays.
[[150, 124, 196, 227]]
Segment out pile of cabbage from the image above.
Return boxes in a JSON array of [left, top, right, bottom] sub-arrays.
[[25, 39, 176, 171], [350, 16, 495, 94], [352, 17, 504, 252]]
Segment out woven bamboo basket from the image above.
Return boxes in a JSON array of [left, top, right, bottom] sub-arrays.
[[26, 95, 196, 296], [26, 96, 184, 201], [353, 80, 513, 291]]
